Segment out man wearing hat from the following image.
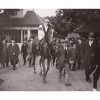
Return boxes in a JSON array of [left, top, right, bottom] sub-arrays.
[[8, 39, 20, 70], [82, 32, 96, 83], [93, 38, 100, 91], [76, 38, 84, 70]]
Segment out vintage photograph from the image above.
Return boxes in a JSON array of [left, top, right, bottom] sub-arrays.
[[0, 9, 100, 91]]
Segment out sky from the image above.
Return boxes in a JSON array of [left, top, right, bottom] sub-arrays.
[[34, 9, 57, 17]]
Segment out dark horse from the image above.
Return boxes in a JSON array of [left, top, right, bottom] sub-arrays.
[[39, 24, 53, 84]]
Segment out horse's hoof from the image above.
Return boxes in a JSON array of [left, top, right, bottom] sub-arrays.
[[65, 83, 71, 86]]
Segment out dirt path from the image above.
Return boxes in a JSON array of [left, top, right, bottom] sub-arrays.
[[0, 56, 100, 91]]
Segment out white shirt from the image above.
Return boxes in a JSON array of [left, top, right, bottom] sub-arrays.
[[89, 40, 93, 47]]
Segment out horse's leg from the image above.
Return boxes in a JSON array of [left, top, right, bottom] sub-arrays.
[[29, 58, 31, 67], [39, 57, 42, 76], [59, 66, 63, 82], [42, 58, 46, 84], [33, 54, 36, 74], [53, 55, 56, 66], [50, 54, 53, 66], [63, 67, 66, 77], [45, 57, 51, 79]]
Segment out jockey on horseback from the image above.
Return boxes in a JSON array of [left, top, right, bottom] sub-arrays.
[[38, 19, 53, 83]]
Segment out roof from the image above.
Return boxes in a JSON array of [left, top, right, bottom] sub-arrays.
[[73, 23, 100, 33], [0, 11, 44, 27]]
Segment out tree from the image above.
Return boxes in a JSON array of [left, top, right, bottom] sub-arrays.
[[52, 9, 100, 37]]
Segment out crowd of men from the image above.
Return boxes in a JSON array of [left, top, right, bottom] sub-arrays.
[[0, 31, 100, 91], [0, 38, 20, 70]]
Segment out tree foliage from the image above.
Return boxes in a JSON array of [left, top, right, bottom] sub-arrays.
[[47, 9, 100, 37]]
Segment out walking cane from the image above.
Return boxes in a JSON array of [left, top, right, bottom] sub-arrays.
[[18, 56, 20, 66]]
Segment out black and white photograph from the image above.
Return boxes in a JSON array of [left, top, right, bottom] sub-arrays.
[[0, 8, 100, 91], [0, 7, 100, 91]]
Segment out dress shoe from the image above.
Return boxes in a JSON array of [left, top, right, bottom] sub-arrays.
[[93, 88, 97, 91]]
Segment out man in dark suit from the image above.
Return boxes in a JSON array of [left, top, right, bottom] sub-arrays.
[[83, 32, 96, 83], [93, 38, 100, 91], [8, 39, 20, 70], [76, 38, 84, 70]]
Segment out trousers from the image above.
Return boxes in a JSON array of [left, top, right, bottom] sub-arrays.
[[93, 65, 100, 89]]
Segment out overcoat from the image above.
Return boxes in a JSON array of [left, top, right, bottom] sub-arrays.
[[82, 40, 96, 67], [76, 43, 84, 61], [95, 39, 100, 65], [0, 44, 8, 64], [8, 43, 20, 65]]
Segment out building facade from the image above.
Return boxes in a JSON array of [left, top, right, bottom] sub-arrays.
[[0, 9, 44, 45]]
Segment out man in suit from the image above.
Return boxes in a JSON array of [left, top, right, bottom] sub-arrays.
[[83, 32, 96, 83], [8, 39, 20, 70], [93, 38, 100, 91], [76, 38, 84, 70]]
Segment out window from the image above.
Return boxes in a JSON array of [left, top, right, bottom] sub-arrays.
[[0, 30, 21, 43]]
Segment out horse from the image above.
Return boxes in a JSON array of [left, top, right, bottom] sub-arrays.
[[39, 24, 53, 84]]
